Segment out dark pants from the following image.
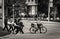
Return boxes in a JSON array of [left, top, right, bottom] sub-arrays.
[[3, 24, 9, 32], [37, 24, 42, 33], [15, 26, 24, 34], [39, 27, 41, 33], [8, 24, 14, 31]]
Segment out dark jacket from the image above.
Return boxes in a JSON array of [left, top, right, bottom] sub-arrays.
[[18, 22, 24, 29], [4, 18, 8, 25], [37, 23, 42, 28]]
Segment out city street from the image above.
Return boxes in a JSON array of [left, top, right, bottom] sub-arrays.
[[0, 20, 60, 39], [0, 0, 60, 39]]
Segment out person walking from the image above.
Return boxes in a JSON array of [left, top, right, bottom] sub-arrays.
[[8, 18, 14, 32], [15, 19, 24, 34], [19, 22, 24, 34], [3, 16, 9, 32]]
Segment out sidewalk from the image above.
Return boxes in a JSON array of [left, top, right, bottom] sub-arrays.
[[0, 20, 60, 37], [0, 20, 60, 39], [21, 20, 60, 24]]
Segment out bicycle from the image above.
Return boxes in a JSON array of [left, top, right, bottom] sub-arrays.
[[29, 22, 47, 34]]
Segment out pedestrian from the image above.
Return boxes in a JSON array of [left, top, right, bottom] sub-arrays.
[[13, 19, 18, 33], [19, 22, 24, 34], [3, 16, 9, 32], [8, 18, 14, 32], [15, 21, 24, 34]]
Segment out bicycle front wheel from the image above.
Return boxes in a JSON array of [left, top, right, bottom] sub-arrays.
[[41, 26, 47, 33]]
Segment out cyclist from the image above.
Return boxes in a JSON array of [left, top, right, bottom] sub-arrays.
[[37, 21, 42, 33]]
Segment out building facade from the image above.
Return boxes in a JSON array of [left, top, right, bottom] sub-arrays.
[[26, 0, 38, 16], [0, 0, 60, 27], [0, 0, 60, 20], [0, 0, 3, 18]]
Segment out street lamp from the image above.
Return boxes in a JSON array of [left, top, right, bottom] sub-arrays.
[[48, 0, 53, 21], [19, 10, 21, 16], [12, 4, 15, 23], [21, 13, 25, 17]]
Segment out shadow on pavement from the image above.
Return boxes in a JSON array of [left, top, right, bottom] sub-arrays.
[[0, 27, 10, 37]]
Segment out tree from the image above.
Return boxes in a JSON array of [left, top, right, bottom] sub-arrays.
[[4, 0, 27, 18], [38, 0, 49, 15]]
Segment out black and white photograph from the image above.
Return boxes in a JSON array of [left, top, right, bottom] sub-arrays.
[[0, 0, 60, 39]]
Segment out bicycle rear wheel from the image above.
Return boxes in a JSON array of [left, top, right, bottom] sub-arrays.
[[29, 27, 37, 34]]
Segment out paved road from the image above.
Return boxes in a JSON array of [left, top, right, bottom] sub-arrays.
[[0, 20, 60, 39]]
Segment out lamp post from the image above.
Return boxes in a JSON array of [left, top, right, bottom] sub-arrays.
[[48, 0, 53, 21], [48, 0, 50, 22], [12, 4, 15, 23]]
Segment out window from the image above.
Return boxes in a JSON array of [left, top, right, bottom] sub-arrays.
[[28, 0, 30, 2], [0, 6, 2, 9], [35, 0, 38, 3], [0, 13, 2, 19], [32, 0, 33, 2]]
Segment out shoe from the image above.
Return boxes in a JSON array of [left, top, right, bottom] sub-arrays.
[[22, 32, 24, 34], [2, 29, 4, 31]]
